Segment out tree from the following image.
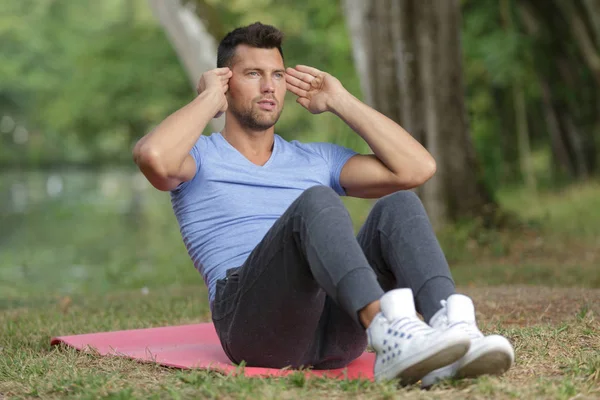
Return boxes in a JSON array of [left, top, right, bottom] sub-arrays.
[[0, 0, 192, 166], [148, 0, 224, 132], [343, 0, 495, 227], [462, 0, 600, 185], [516, 0, 599, 179]]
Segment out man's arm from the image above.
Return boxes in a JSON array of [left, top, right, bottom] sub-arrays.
[[286, 65, 435, 198], [133, 68, 231, 191], [330, 94, 436, 198]]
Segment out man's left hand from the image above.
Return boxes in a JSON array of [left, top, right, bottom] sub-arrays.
[[285, 65, 348, 114]]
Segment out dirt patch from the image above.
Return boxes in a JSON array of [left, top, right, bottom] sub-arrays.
[[460, 285, 600, 326]]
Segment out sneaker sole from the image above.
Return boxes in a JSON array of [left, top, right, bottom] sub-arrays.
[[457, 350, 512, 378], [457, 337, 514, 379], [420, 363, 456, 389], [420, 335, 514, 388], [375, 331, 470, 385], [400, 341, 469, 385]]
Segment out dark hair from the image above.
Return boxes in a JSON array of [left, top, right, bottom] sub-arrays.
[[217, 22, 284, 68]]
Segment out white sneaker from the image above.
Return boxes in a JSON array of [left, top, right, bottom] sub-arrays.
[[421, 294, 515, 388], [367, 288, 471, 385]]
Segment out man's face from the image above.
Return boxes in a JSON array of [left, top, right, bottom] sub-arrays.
[[226, 45, 286, 131]]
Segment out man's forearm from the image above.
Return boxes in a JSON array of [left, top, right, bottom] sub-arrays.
[[328, 92, 436, 183], [134, 90, 221, 176]]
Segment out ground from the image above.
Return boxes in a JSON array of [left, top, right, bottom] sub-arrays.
[[1, 182, 599, 399], [1, 285, 598, 399]]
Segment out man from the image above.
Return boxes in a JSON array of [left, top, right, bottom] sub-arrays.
[[133, 22, 514, 386]]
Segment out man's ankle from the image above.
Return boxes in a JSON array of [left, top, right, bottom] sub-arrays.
[[359, 300, 381, 328]]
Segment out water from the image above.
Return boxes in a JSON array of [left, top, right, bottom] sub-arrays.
[[0, 168, 200, 305]]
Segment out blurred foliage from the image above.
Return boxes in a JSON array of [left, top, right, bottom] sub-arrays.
[[0, 0, 365, 168], [463, 0, 600, 187], [0, 0, 598, 190], [0, 0, 189, 166], [463, 0, 531, 185]]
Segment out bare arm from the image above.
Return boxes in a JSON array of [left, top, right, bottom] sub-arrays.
[[329, 93, 436, 197], [133, 67, 232, 191], [286, 65, 435, 198]]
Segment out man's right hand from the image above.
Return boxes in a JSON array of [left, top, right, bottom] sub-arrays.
[[196, 67, 232, 118], [134, 67, 232, 191]]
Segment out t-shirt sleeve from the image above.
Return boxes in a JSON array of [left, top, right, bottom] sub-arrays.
[[170, 136, 204, 193], [309, 142, 358, 196]]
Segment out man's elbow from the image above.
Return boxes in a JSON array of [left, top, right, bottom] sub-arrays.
[[419, 158, 437, 183], [398, 159, 437, 189], [133, 145, 172, 190], [134, 145, 163, 175]]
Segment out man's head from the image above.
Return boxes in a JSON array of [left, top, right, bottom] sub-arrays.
[[217, 22, 286, 131]]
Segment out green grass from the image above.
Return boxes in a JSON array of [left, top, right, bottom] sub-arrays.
[[2, 179, 600, 398], [497, 181, 600, 239], [1, 286, 598, 399]]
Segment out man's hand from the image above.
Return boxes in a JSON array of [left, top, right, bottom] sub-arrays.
[[196, 67, 232, 118], [285, 65, 348, 114]]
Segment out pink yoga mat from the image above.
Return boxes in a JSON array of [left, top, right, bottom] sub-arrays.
[[51, 323, 375, 380]]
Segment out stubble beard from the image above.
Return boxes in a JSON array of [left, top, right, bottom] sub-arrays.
[[229, 100, 284, 131]]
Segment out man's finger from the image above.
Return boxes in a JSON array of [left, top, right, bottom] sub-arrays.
[[214, 67, 232, 75], [295, 65, 321, 77], [285, 74, 311, 91], [286, 67, 313, 83], [286, 83, 307, 98], [296, 97, 310, 109]]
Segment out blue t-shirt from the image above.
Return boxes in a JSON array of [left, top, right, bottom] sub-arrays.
[[170, 132, 357, 304]]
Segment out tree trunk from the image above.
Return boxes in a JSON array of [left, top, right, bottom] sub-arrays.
[[342, 0, 374, 105], [148, 0, 223, 132], [583, 0, 600, 49], [560, 111, 590, 178], [391, 0, 423, 144], [437, 0, 495, 221], [500, 0, 537, 192], [344, 0, 496, 227], [514, 85, 537, 191], [391, 0, 427, 200], [369, 0, 398, 120], [539, 79, 576, 176], [555, 0, 600, 87], [417, 0, 447, 226], [517, 1, 587, 178]]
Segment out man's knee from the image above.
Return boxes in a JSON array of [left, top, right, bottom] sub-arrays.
[[293, 186, 348, 226], [369, 191, 427, 226], [376, 190, 424, 213], [296, 185, 343, 212]]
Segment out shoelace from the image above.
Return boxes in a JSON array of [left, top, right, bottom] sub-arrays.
[[437, 300, 483, 340], [388, 316, 432, 338], [377, 316, 433, 365], [459, 321, 483, 340]]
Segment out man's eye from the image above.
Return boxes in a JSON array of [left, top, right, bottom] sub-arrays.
[[248, 71, 259, 76], [274, 73, 284, 79]]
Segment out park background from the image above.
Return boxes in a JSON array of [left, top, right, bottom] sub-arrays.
[[1, 0, 599, 398]]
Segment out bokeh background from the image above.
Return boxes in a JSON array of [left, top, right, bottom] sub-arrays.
[[2, 0, 599, 307]]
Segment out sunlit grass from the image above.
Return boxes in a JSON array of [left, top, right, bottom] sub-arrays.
[[497, 180, 600, 239]]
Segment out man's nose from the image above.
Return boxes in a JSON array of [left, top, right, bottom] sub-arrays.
[[261, 77, 275, 93]]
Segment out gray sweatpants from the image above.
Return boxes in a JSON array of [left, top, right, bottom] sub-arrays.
[[211, 186, 455, 369]]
